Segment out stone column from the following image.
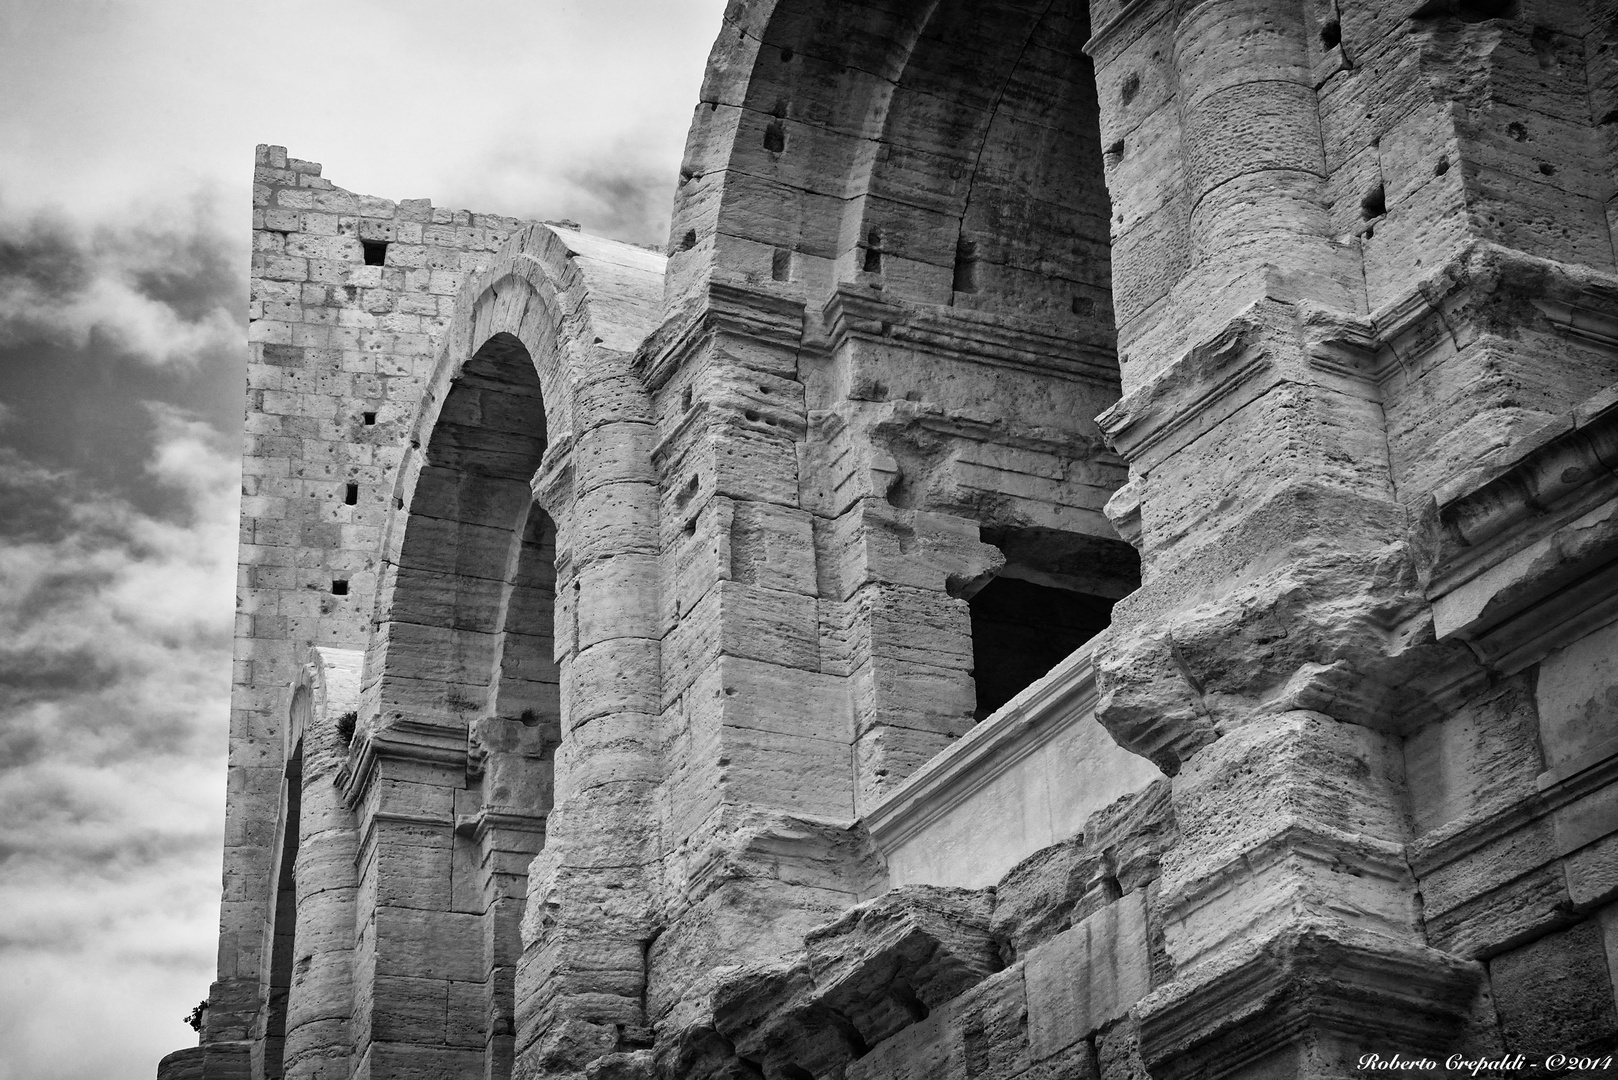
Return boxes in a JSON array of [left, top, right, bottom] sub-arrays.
[[1086, 0, 1489, 1074], [515, 374, 667, 1076], [284, 649, 361, 1080], [1173, 0, 1359, 320]]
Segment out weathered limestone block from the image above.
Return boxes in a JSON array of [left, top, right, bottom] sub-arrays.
[[804, 886, 1000, 1046], [1135, 921, 1482, 1080], [581, 1048, 656, 1080], [991, 780, 1175, 962], [648, 809, 883, 1069], [1403, 676, 1542, 837], [1094, 1019, 1147, 1080], [991, 835, 1117, 964], [1097, 539, 1473, 771], [1023, 892, 1152, 1064], [156, 1047, 206, 1080], [1084, 779, 1175, 897], [713, 960, 869, 1080], [1489, 918, 1618, 1057], [1159, 712, 1418, 971], [955, 967, 1031, 1080], [843, 1011, 961, 1080], [1536, 619, 1618, 773]]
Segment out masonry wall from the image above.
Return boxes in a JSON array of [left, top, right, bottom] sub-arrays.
[[209, 146, 527, 1067]]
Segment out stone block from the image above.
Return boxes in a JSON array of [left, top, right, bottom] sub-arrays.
[[806, 885, 1000, 1046], [374, 907, 486, 982], [957, 966, 1031, 1080], [1426, 862, 1576, 960], [845, 1010, 963, 1080], [1094, 1018, 1147, 1080], [368, 974, 448, 1042], [1404, 677, 1542, 837], [729, 500, 817, 596], [1490, 919, 1618, 1056], [1566, 831, 1618, 910], [991, 835, 1117, 963], [1024, 891, 1151, 1061], [1537, 620, 1618, 772]]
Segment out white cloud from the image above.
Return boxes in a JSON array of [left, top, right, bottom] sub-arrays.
[[0, 207, 242, 369], [0, 414, 238, 1080]]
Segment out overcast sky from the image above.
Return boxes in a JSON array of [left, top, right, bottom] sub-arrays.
[[0, 2, 725, 1076]]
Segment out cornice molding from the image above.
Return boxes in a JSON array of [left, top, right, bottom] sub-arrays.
[[337, 717, 469, 810], [1419, 383, 1618, 674], [1137, 922, 1481, 1080], [633, 281, 809, 393], [821, 285, 1119, 387]]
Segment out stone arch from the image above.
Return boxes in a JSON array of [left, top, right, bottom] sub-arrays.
[[346, 224, 668, 1079], [665, 0, 1113, 327], [366, 224, 667, 733]]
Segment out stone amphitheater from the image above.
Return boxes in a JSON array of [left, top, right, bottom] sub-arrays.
[[160, 0, 1618, 1077]]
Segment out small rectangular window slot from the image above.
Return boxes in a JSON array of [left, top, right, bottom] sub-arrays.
[[362, 411, 377, 425], [331, 580, 349, 596], [361, 240, 388, 266], [344, 482, 359, 505], [862, 228, 883, 273]]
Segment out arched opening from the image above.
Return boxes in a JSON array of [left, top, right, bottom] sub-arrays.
[[862, 0, 1114, 323], [384, 330, 553, 725], [366, 329, 558, 1077]]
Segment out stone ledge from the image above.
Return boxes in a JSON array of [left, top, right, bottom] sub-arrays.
[[861, 641, 1160, 889], [1137, 921, 1482, 1080]]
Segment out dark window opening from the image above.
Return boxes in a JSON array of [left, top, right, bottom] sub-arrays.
[[331, 579, 349, 596], [1320, 19, 1342, 48], [344, 482, 358, 505], [771, 247, 793, 282], [969, 528, 1141, 721], [361, 239, 387, 266], [863, 228, 883, 273], [969, 576, 1115, 720], [362, 411, 377, 425], [1361, 182, 1386, 220], [952, 238, 979, 293]]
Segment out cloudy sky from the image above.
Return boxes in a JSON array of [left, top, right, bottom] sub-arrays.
[[0, 2, 725, 1076]]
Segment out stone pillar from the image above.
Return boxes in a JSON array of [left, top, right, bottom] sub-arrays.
[[284, 650, 361, 1080], [1086, 0, 1492, 1073], [634, 304, 879, 1054], [514, 371, 667, 1076], [466, 716, 552, 1080], [1173, 0, 1358, 320]]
